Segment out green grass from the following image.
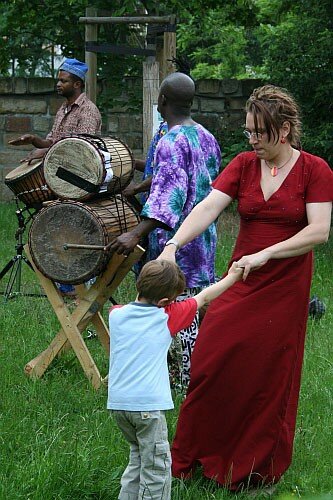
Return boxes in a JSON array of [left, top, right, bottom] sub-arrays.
[[0, 202, 332, 499]]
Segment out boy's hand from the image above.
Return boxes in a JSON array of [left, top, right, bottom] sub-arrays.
[[236, 250, 271, 280], [228, 262, 244, 281]]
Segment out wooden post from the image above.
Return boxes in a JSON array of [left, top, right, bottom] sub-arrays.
[[163, 19, 176, 80], [85, 7, 98, 103], [142, 61, 160, 156], [79, 13, 177, 153]]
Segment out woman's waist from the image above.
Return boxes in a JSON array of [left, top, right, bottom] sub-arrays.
[[234, 218, 306, 252]]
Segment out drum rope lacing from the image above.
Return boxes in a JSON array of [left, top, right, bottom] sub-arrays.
[[16, 185, 50, 196], [114, 195, 130, 233]]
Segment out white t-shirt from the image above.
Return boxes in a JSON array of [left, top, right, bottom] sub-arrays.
[[107, 299, 197, 411]]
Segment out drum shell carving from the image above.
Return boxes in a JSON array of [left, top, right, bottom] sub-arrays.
[[28, 197, 140, 284], [5, 159, 55, 207]]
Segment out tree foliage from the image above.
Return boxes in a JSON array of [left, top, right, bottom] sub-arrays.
[[0, 0, 331, 161], [256, 0, 333, 162]]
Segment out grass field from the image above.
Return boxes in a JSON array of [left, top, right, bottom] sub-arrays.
[[0, 202, 332, 500]]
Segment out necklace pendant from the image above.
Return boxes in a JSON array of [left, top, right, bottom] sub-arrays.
[[271, 166, 278, 177]]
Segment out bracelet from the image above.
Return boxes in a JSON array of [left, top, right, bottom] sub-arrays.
[[165, 238, 179, 251]]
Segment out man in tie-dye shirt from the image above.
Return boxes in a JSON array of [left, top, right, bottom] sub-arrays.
[[110, 72, 221, 388], [142, 122, 220, 286]]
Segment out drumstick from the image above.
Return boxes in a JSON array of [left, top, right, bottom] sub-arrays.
[[63, 243, 109, 251]]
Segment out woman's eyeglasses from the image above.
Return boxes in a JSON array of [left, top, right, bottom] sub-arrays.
[[243, 130, 265, 140]]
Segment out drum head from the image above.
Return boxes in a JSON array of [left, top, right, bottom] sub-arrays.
[[29, 201, 109, 284], [5, 159, 43, 182], [44, 137, 105, 200]]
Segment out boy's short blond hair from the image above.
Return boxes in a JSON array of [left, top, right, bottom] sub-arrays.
[[136, 260, 186, 303]]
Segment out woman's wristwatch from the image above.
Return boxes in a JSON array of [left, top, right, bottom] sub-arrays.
[[165, 238, 179, 251]]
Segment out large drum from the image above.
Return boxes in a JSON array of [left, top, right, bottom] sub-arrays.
[[43, 135, 134, 201], [5, 159, 55, 208], [28, 197, 140, 285]]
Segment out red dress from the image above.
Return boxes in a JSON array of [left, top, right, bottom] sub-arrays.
[[171, 151, 333, 489]]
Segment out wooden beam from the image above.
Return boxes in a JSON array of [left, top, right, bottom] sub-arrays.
[[163, 30, 176, 79], [85, 7, 97, 103], [142, 61, 159, 156], [85, 42, 155, 57], [24, 245, 145, 388], [79, 16, 174, 25]]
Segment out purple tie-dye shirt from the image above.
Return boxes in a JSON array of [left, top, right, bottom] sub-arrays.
[[141, 123, 221, 287]]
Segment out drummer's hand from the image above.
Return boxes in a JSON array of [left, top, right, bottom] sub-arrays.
[[8, 134, 35, 146], [122, 181, 138, 198], [21, 148, 47, 164], [236, 250, 271, 280], [109, 232, 140, 255]]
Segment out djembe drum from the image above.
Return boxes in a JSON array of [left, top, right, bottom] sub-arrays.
[[28, 196, 140, 285], [5, 159, 55, 208], [43, 135, 134, 201]]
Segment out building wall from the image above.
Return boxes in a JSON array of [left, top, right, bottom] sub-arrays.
[[0, 76, 263, 202]]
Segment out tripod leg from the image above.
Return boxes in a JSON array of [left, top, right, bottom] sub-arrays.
[[4, 257, 22, 298], [1, 206, 38, 299], [21, 256, 34, 271], [0, 259, 15, 281]]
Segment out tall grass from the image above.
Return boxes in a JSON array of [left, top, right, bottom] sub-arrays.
[[0, 202, 332, 499]]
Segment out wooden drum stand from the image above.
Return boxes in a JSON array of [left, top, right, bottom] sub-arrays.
[[24, 244, 144, 389]]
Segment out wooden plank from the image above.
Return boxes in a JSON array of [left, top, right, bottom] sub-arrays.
[[85, 42, 155, 56], [147, 24, 176, 35], [79, 16, 174, 25], [24, 247, 102, 388], [52, 302, 103, 389], [25, 330, 68, 378], [85, 7, 98, 103], [142, 61, 160, 156], [24, 245, 144, 387], [24, 248, 126, 378], [91, 312, 110, 354], [163, 30, 176, 79]]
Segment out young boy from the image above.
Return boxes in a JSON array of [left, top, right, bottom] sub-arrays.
[[107, 259, 243, 500]]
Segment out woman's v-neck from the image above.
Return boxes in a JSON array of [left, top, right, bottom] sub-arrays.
[[258, 152, 302, 202]]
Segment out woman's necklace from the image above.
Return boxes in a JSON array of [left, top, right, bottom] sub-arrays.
[[265, 150, 293, 177]]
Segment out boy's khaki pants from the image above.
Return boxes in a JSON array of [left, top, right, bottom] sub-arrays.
[[112, 410, 171, 500]]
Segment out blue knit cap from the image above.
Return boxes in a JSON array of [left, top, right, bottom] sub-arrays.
[[59, 58, 88, 80]]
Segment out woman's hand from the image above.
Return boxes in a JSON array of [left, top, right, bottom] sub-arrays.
[[236, 250, 271, 280], [157, 244, 177, 263], [227, 262, 244, 281]]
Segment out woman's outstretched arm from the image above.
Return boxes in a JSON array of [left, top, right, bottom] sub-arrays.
[[158, 189, 233, 261]]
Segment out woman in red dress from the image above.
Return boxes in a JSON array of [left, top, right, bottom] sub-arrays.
[[159, 85, 333, 490]]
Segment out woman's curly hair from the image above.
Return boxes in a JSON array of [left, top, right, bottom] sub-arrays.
[[246, 85, 302, 148]]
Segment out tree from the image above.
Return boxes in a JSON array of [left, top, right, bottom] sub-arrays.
[[0, 0, 331, 161], [256, 0, 333, 162], [0, 0, 88, 76]]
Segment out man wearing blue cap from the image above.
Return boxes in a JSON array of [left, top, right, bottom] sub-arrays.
[[9, 57, 102, 162], [9, 58, 102, 297]]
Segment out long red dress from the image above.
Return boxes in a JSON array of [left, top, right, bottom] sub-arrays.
[[171, 151, 333, 489]]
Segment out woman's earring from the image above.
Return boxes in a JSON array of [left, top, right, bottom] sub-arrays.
[[280, 137, 286, 144]]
